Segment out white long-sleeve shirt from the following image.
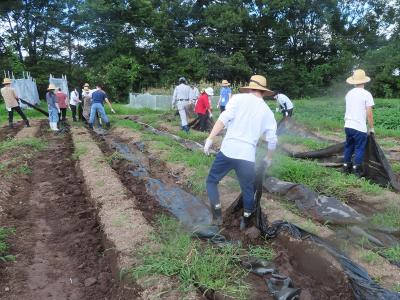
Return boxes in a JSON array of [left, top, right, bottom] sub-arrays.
[[172, 83, 191, 106], [275, 93, 293, 110], [69, 90, 80, 105], [218, 93, 277, 162]]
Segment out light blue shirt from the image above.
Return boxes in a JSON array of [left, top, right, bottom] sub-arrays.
[[220, 87, 231, 106]]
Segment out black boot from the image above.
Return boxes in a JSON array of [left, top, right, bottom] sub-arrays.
[[240, 211, 252, 231], [25, 120, 30, 127], [106, 122, 111, 129], [211, 204, 222, 226], [89, 123, 93, 129], [353, 165, 363, 177], [8, 123, 13, 129], [342, 162, 352, 174]]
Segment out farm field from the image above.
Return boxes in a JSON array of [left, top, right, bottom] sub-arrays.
[[1, 97, 400, 299]]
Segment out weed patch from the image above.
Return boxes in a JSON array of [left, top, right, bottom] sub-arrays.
[[131, 215, 249, 298], [360, 249, 380, 264], [0, 227, 16, 262], [248, 245, 275, 261], [0, 137, 46, 155], [279, 135, 331, 151], [381, 246, 400, 262], [371, 207, 400, 229]]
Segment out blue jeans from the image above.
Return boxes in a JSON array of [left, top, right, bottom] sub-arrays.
[[344, 127, 367, 165], [206, 152, 255, 213], [89, 102, 109, 125], [48, 107, 59, 123]]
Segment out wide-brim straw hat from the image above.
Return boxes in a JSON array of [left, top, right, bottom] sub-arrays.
[[221, 80, 230, 86], [205, 87, 214, 96], [47, 83, 57, 90], [2, 78, 12, 85], [83, 83, 90, 91], [346, 69, 371, 85], [239, 75, 274, 96]]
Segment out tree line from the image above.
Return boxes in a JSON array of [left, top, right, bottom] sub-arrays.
[[1, 0, 399, 101]]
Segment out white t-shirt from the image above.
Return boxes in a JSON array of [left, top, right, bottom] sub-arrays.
[[274, 94, 293, 110], [344, 88, 374, 133], [70, 90, 80, 105], [218, 93, 277, 162]]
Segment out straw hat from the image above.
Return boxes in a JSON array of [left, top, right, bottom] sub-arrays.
[[239, 75, 274, 96], [47, 83, 57, 90], [205, 87, 214, 96], [2, 78, 11, 85], [221, 80, 230, 86], [346, 69, 371, 85], [83, 83, 90, 91]]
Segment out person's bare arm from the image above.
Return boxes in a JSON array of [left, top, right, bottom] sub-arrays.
[[208, 120, 225, 140], [105, 98, 115, 113], [367, 106, 374, 130]]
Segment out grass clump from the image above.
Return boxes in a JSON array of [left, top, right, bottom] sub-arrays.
[[248, 245, 275, 261], [269, 154, 383, 200], [279, 135, 331, 151], [360, 249, 380, 264], [0, 137, 46, 155], [131, 215, 249, 299], [0, 227, 16, 262], [371, 206, 400, 229], [380, 246, 400, 262]]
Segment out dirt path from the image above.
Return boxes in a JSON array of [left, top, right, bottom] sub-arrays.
[[1, 126, 131, 299]]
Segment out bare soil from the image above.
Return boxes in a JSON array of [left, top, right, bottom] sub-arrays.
[[0, 123, 137, 299]]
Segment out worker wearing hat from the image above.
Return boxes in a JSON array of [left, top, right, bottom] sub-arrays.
[[172, 77, 191, 133], [217, 80, 232, 112], [343, 69, 375, 177], [46, 83, 60, 131], [204, 75, 277, 229], [1, 78, 30, 128], [194, 87, 214, 132]]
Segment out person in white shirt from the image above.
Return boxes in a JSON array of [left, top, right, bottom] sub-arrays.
[[172, 77, 191, 133], [343, 69, 375, 177], [273, 92, 294, 117], [203, 75, 277, 229], [189, 84, 200, 105], [69, 87, 81, 122]]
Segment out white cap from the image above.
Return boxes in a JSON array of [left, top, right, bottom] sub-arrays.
[[205, 87, 214, 96]]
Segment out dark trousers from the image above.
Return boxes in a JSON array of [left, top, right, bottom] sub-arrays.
[[58, 108, 67, 121], [344, 127, 367, 165], [8, 106, 28, 124], [206, 151, 255, 213], [281, 108, 293, 117], [70, 105, 77, 121], [198, 113, 208, 132], [78, 101, 83, 121], [220, 106, 226, 112]]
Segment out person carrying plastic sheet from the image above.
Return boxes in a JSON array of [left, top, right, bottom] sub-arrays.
[[89, 84, 115, 130], [1, 78, 30, 128], [69, 87, 80, 122], [217, 80, 232, 112], [343, 69, 375, 177], [273, 92, 294, 118], [194, 87, 214, 132], [172, 77, 191, 133], [46, 83, 60, 131], [203, 75, 277, 229], [56, 88, 68, 125]]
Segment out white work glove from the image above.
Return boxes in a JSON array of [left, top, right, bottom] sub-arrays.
[[111, 108, 116, 114], [58, 109, 61, 113], [209, 112, 213, 118], [369, 127, 375, 134], [285, 111, 288, 117], [275, 107, 279, 113], [204, 138, 213, 155]]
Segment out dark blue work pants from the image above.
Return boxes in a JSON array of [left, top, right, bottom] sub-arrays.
[[344, 127, 367, 165]]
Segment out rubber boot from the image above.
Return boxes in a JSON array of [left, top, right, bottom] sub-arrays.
[[211, 204, 223, 226], [88, 123, 94, 129], [25, 120, 30, 128], [342, 162, 352, 174], [240, 211, 252, 231], [51, 122, 59, 131], [8, 122, 13, 129], [182, 125, 189, 133], [105, 122, 111, 129], [353, 164, 362, 178]]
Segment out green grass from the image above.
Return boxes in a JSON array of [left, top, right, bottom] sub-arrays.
[[360, 249, 380, 264], [380, 246, 400, 262], [371, 206, 400, 229], [0, 137, 46, 155], [131, 215, 249, 299], [0, 227, 16, 263], [248, 245, 275, 261], [72, 143, 88, 160], [268, 154, 382, 200], [392, 162, 400, 174], [278, 134, 331, 151], [393, 283, 400, 292]]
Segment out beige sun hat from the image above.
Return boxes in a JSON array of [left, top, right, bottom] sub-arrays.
[[221, 80, 230, 86], [47, 83, 57, 90], [346, 69, 371, 85], [239, 75, 274, 96], [2, 78, 12, 85]]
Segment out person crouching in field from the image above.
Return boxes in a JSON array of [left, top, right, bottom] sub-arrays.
[[89, 84, 115, 130], [343, 69, 375, 177], [46, 84, 60, 131], [1, 78, 30, 128], [273, 92, 294, 118], [194, 87, 214, 132], [203, 75, 277, 229]]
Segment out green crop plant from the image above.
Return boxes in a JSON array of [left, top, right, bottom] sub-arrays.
[[0, 227, 16, 263]]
